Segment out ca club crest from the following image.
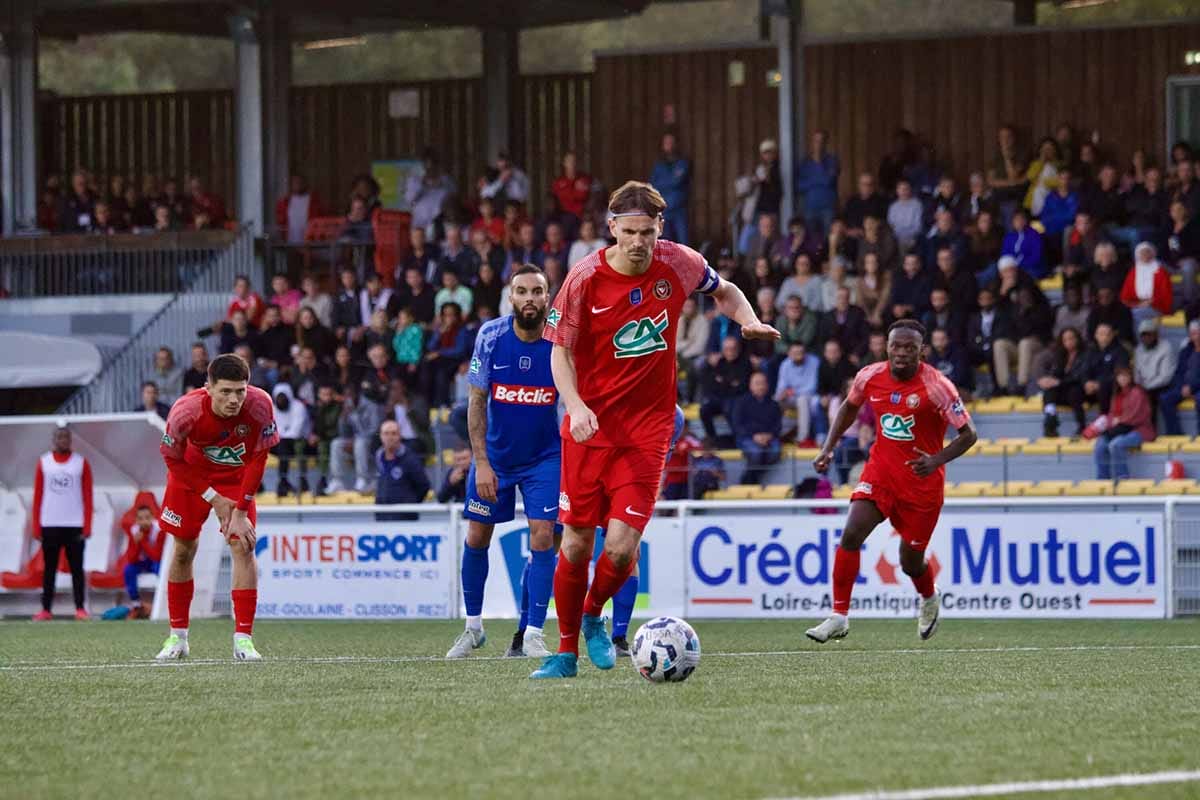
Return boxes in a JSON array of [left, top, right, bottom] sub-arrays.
[[203, 442, 247, 466], [879, 413, 916, 442], [612, 310, 669, 359]]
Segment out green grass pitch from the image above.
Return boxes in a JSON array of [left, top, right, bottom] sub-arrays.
[[2, 618, 1198, 799]]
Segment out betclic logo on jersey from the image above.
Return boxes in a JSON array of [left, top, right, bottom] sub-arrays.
[[492, 384, 555, 406], [613, 310, 669, 359]]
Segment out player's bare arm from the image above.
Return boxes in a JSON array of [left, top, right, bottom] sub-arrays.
[[551, 344, 598, 442], [813, 396, 862, 474], [709, 278, 781, 341], [906, 421, 978, 478], [467, 385, 497, 501]]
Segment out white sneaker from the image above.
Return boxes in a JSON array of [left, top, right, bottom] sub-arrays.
[[523, 628, 550, 658], [353, 478, 369, 493], [805, 614, 849, 644], [155, 633, 189, 660], [918, 585, 941, 640], [324, 478, 345, 494], [234, 636, 263, 661], [446, 628, 486, 658]]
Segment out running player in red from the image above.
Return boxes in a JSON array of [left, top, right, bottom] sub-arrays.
[[532, 181, 778, 679], [808, 320, 976, 643], [154, 353, 279, 661]]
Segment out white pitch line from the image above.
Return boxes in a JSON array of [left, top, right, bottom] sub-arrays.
[[765, 769, 1200, 800], [1, 643, 1197, 673]]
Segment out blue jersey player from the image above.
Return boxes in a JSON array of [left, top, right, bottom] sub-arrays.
[[447, 266, 561, 659]]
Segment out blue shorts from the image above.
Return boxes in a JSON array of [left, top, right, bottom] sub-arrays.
[[463, 457, 561, 525]]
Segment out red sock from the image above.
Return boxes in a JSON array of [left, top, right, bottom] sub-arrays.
[[167, 579, 194, 629], [553, 553, 590, 655], [832, 547, 860, 616], [911, 563, 935, 598], [583, 552, 636, 617], [231, 588, 257, 635]]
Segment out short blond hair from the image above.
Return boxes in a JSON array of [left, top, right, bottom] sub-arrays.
[[608, 180, 667, 217]]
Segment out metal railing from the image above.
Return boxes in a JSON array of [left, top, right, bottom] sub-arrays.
[[58, 228, 255, 415], [0, 230, 241, 297]]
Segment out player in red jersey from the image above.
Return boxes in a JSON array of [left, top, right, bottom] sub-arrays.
[[808, 320, 976, 642], [154, 353, 279, 661], [531, 181, 778, 679]]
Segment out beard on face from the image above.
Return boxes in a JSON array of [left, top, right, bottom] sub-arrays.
[[514, 303, 546, 331]]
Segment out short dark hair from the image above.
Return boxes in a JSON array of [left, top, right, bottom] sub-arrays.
[[234, 274, 250, 285], [207, 353, 250, 384], [141, 381, 158, 391], [888, 318, 927, 344], [512, 264, 546, 283], [609, 180, 667, 217]]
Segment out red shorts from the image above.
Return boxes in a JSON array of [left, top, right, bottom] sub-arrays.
[[850, 469, 942, 552], [559, 437, 669, 531], [159, 475, 257, 540]]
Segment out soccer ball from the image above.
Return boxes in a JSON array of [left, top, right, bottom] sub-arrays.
[[630, 616, 700, 683]]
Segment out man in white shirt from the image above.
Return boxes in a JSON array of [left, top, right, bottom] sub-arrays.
[[32, 425, 93, 621]]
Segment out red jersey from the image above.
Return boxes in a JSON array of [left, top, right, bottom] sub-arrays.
[[848, 361, 971, 501], [160, 387, 279, 510], [544, 240, 719, 448], [551, 173, 593, 218], [227, 292, 264, 328]]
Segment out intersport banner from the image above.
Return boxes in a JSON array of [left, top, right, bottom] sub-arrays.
[[252, 520, 454, 619], [480, 518, 685, 619], [685, 511, 1167, 619]]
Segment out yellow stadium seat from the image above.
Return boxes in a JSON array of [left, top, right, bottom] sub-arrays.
[[255, 493, 278, 506], [1161, 311, 1186, 328], [1058, 439, 1095, 455], [1180, 398, 1196, 411], [977, 437, 1028, 456], [1067, 479, 1114, 496], [715, 449, 743, 460], [349, 492, 376, 504], [973, 397, 1016, 414], [787, 446, 820, 462], [1022, 438, 1063, 455], [266, 454, 279, 470], [832, 484, 853, 498], [945, 482, 985, 497], [684, 404, 699, 421], [758, 484, 793, 500], [1177, 439, 1200, 453], [1115, 479, 1155, 496], [1024, 480, 1074, 496], [964, 438, 992, 457], [1012, 395, 1043, 414], [1144, 479, 1200, 495], [706, 486, 755, 500], [1038, 273, 1063, 291], [1141, 436, 1192, 454], [997, 480, 1034, 496]]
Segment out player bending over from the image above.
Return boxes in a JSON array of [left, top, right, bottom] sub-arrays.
[[531, 181, 778, 679], [156, 353, 279, 661], [808, 320, 976, 643], [447, 266, 562, 660]]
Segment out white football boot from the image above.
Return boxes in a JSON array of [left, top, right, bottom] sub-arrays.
[[805, 614, 849, 643], [918, 585, 941, 640], [234, 635, 263, 661], [522, 628, 550, 658], [446, 628, 486, 658], [155, 632, 189, 661]]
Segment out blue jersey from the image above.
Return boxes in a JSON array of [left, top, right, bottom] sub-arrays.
[[467, 315, 560, 472]]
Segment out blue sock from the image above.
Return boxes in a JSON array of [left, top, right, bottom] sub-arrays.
[[611, 574, 639, 639], [517, 559, 531, 632], [526, 548, 556, 630], [461, 544, 489, 619]]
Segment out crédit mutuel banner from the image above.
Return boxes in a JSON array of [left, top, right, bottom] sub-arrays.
[[686, 511, 1166, 619]]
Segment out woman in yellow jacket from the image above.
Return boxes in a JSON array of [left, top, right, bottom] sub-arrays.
[[1024, 137, 1063, 217]]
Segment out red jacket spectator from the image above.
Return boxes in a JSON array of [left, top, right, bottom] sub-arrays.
[[188, 177, 227, 227], [1119, 245, 1173, 317], [551, 151, 593, 219], [121, 518, 166, 564], [470, 197, 506, 246], [275, 176, 328, 242], [227, 275, 265, 328], [1109, 382, 1156, 443]]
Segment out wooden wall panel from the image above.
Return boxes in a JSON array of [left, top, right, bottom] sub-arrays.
[[519, 72, 592, 217]]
